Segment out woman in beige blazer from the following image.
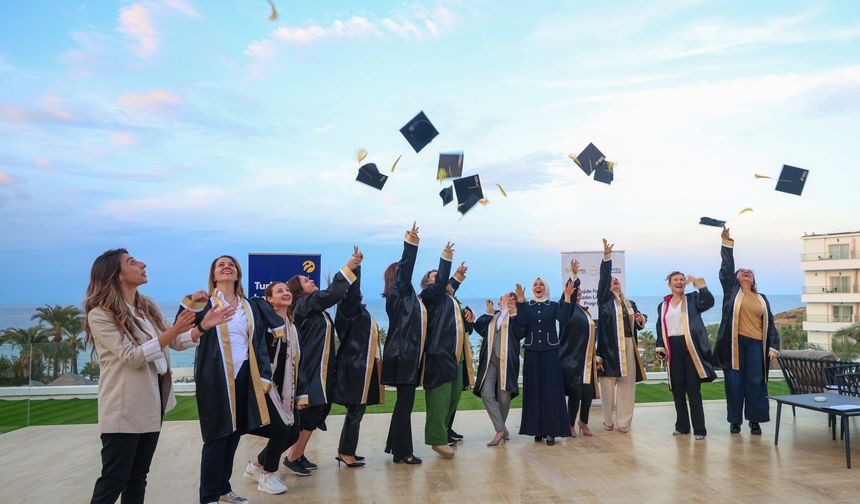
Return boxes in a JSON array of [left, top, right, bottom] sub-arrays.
[[85, 248, 229, 504]]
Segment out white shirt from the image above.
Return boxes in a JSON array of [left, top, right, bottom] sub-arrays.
[[666, 300, 684, 337], [216, 291, 249, 377], [126, 303, 168, 375], [495, 308, 509, 330]]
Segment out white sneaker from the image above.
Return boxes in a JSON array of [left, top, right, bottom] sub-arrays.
[[257, 472, 288, 495], [242, 461, 262, 482], [219, 491, 248, 503]]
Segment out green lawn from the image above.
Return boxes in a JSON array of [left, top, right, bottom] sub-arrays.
[[0, 381, 791, 434]]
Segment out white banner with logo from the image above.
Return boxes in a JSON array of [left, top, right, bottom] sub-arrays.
[[559, 250, 625, 320]]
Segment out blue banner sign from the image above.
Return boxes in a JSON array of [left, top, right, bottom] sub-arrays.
[[247, 253, 322, 299]]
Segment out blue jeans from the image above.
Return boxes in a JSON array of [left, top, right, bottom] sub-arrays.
[[724, 335, 770, 423]]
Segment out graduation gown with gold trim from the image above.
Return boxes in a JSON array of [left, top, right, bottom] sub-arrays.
[[559, 302, 600, 397], [381, 233, 427, 386], [713, 239, 780, 379], [595, 257, 648, 382], [294, 267, 356, 408], [184, 295, 274, 443], [655, 285, 718, 389], [472, 311, 521, 398], [250, 297, 299, 426], [333, 266, 383, 406], [420, 253, 475, 390]]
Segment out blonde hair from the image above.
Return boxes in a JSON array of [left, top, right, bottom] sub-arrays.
[[84, 248, 166, 347]]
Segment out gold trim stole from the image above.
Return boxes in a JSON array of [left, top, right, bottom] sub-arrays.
[[211, 293, 237, 431], [729, 290, 769, 373], [582, 307, 596, 384], [612, 294, 633, 377], [320, 312, 334, 403], [499, 314, 509, 390], [290, 323, 300, 388], [478, 313, 499, 391], [680, 297, 706, 379], [418, 297, 428, 378], [360, 318, 384, 405]]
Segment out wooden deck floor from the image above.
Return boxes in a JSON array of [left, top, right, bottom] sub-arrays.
[[1, 401, 857, 503]]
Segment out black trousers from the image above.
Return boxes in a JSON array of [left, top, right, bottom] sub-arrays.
[[90, 431, 160, 504], [254, 396, 299, 472], [448, 408, 457, 430], [338, 404, 367, 456], [200, 362, 249, 504], [669, 336, 706, 436], [385, 384, 416, 458], [567, 382, 595, 425]]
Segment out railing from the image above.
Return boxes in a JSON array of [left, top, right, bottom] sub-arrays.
[[803, 285, 859, 294], [805, 314, 859, 323], [801, 251, 857, 261]]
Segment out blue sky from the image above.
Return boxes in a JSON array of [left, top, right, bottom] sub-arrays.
[[1, 0, 859, 304]]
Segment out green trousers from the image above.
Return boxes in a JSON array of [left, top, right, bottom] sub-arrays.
[[424, 359, 464, 446]]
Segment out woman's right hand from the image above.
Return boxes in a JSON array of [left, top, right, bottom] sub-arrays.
[[346, 245, 363, 271], [199, 305, 237, 332], [721, 226, 731, 241], [408, 221, 419, 240], [656, 347, 668, 360], [443, 241, 455, 256], [485, 299, 495, 314], [514, 283, 525, 303], [172, 309, 197, 336]]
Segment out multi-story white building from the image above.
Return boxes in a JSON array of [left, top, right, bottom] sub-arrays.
[[801, 231, 860, 349]]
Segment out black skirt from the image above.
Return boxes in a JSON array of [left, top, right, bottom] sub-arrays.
[[519, 350, 571, 437]]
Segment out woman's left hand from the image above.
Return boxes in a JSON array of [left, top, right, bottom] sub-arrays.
[[463, 307, 475, 324], [634, 313, 645, 326], [563, 278, 575, 301]]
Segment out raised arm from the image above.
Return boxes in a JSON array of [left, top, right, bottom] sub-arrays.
[[598, 239, 614, 304], [337, 265, 363, 321], [719, 227, 737, 294], [473, 311, 493, 338], [294, 247, 362, 318], [688, 275, 715, 313], [420, 242, 454, 303], [395, 222, 420, 291], [448, 262, 467, 294], [513, 283, 530, 327]]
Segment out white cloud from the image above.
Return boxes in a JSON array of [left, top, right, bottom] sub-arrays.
[[117, 89, 182, 118], [118, 4, 159, 58]]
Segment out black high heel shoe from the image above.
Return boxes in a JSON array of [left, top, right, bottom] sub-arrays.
[[354, 455, 365, 461], [393, 454, 423, 464], [335, 456, 365, 468]]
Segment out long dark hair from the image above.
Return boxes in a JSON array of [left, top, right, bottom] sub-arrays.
[[83, 248, 166, 347], [382, 262, 398, 298], [285, 275, 306, 320]]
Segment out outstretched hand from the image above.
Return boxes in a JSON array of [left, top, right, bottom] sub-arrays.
[[721, 226, 731, 241], [514, 283, 525, 303], [485, 299, 495, 314], [408, 221, 419, 240], [456, 262, 468, 276], [602, 238, 614, 256], [563, 278, 575, 302], [200, 305, 237, 332], [173, 309, 197, 334], [346, 246, 363, 270], [188, 290, 208, 303], [569, 259, 580, 276], [463, 307, 475, 324], [443, 241, 455, 255]]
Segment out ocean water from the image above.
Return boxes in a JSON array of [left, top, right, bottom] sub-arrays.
[[0, 295, 803, 370]]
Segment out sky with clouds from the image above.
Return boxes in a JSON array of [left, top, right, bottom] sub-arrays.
[[1, 0, 859, 304]]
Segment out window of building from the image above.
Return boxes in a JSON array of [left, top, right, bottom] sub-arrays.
[[829, 276, 851, 293], [832, 305, 854, 322], [828, 243, 849, 260]]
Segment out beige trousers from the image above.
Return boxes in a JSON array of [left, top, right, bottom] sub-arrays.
[[599, 339, 637, 429]]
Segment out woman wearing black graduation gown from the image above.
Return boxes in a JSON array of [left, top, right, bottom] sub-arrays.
[[655, 271, 717, 440], [381, 223, 425, 464], [332, 264, 383, 467], [472, 293, 521, 446], [595, 239, 648, 434], [713, 227, 780, 435], [282, 247, 362, 474], [514, 276, 575, 445], [241, 282, 302, 493], [558, 262, 600, 438], [420, 243, 475, 458], [182, 255, 286, 504]]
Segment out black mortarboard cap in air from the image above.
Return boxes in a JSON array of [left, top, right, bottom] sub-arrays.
[[593, 162, 614, 185], [356, 163, 388, 190], [775, 164, 809, 196], [453, 174, 484, 215], [699, 217, 726, 227], [573, 143, 605, 176], [437, 152, 464, 180], [439, 186, 454, 206], [400, 111, 438, 153]]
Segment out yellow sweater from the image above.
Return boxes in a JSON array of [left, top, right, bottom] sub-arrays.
[[738, 293, 764, 339]]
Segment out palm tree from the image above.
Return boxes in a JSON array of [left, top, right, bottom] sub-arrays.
[[831, 324, 860, 361], [1, 326, 49, 380], [63, 312, 86, 374], [31, 304, 82, 378], [638, 329, 659, 371]]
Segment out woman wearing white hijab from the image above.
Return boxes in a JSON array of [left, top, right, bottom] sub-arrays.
[[514, 277, 575, 445]]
